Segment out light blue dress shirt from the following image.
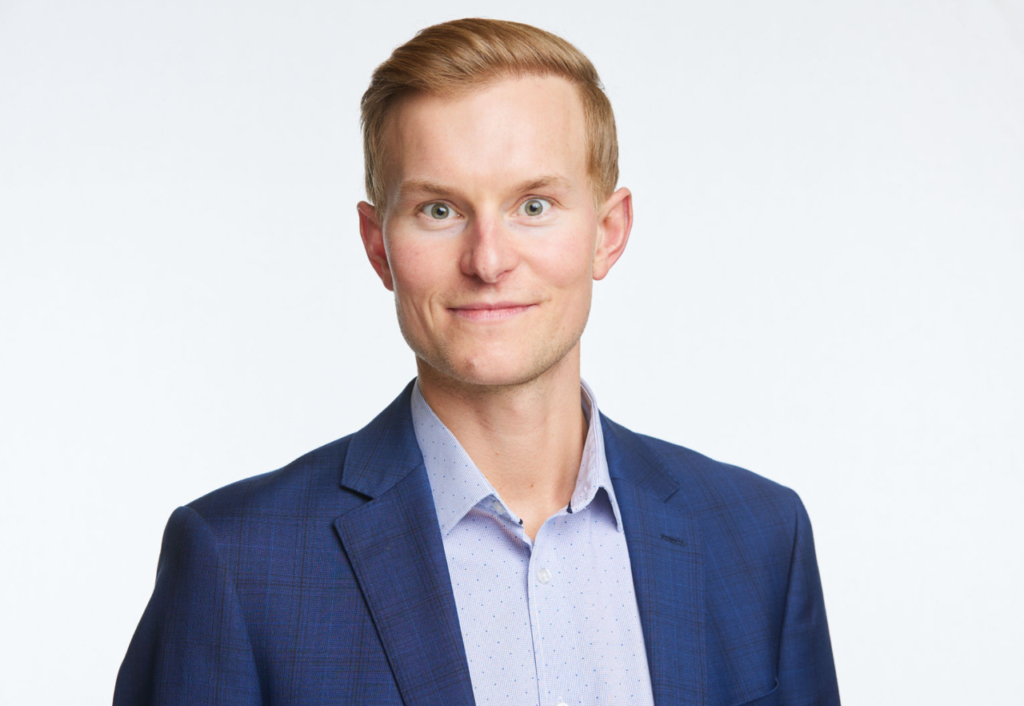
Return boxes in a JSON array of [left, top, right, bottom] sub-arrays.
[[411, 379, 656, 706]]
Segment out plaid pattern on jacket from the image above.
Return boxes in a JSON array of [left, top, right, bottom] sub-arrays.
[[114, 380, 840, 706]]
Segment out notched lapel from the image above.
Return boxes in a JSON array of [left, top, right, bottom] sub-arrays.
[[333, 382, 475, 706], [335, 469, 475, 706], [605, 415, 708, 706]]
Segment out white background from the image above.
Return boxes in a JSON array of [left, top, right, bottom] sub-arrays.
[[2, 1, 1022, 704]]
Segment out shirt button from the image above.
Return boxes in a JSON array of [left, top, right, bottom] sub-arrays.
[[537, 567, 552, 584], [556, 702, 569, 706], [491, 499, 504, 515]]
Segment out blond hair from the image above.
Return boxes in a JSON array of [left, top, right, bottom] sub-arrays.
[[360, 18, 618, 211]]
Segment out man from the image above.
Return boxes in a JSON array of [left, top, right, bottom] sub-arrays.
[[115, 18, 840, 706]]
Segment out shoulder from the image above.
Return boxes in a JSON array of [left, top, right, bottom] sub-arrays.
[[638, 430, 797, 509], [603, 415, 803, 542], [179, 433, 358, 542], [605, 415, 798, 506]]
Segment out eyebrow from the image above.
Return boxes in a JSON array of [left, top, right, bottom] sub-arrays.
[[511, 175, 575, 195], [396, 175, 575, 202]]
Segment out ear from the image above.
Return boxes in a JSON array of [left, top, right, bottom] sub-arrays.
[[592, 187, 632, 281], [357, 201, 394, 291]]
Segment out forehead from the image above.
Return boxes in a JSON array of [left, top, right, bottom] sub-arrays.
[[384, 76, 588, 204]]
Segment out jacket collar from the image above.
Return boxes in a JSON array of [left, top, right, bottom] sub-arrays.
[[339, 379, 424, 499]]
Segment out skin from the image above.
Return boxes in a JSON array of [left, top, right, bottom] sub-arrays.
[[358, 75, 633, 539]]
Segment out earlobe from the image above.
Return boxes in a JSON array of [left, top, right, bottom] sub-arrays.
[[593, 187, 633, 281], [357, 201, 394, 291]]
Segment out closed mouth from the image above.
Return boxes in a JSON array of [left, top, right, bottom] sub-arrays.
[[448, 302, 536, 321]]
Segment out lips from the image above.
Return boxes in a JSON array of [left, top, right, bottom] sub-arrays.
[[449, 302, 536, 322]]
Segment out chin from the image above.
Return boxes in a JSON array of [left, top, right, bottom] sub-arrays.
[[402, 316, 584, 390], [421, 337, 579, 390], [445, 352, 544, 388]]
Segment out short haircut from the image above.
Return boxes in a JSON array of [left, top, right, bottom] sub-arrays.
[[360, 18, 618, 212]]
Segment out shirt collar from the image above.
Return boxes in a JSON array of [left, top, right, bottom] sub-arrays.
[[410, 378, 623, 537]]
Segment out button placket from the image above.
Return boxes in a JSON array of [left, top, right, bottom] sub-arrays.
[[525, 544, 547, 706]]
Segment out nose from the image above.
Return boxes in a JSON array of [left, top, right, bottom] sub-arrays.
[[460, 214, 519, 284]]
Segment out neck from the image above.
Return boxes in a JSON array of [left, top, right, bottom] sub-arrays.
[[416, 345, 587, 539]]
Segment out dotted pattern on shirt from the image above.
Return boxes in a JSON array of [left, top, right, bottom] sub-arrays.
[[411, 380, 655, 706]]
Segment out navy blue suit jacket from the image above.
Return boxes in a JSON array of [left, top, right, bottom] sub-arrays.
[[115, 382, 839, 705]]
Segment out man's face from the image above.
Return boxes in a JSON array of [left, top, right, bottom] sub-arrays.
[[358, 75, 631, 389]]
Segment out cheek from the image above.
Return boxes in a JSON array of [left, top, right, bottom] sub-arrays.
[[531, 226, 596, 290], [386, 236, 448, 300]]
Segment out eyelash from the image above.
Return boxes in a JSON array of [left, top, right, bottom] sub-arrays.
[[418, 198, 554, 221], [518, 198, 552, 217], [421, 202, 457, 220]]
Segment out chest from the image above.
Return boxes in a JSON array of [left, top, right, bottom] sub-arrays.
[[442, 503, 656, 706]]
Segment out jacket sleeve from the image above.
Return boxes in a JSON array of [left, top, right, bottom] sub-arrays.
[[113, 506, 262, 706], [777, 494, 841, 705]]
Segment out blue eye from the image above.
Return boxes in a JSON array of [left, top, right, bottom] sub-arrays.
[[520, 198, 551, 217], [424, 203, 453, 219]]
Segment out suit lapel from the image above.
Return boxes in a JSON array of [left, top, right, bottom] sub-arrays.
[[332, 385, 708, 706], [334, 382, 475, 706], [604, 414, 708, 706]]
